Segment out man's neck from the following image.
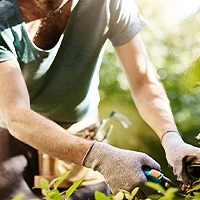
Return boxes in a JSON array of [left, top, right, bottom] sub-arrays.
[[19, 0, 71, 20], [18, 0, 70, 14], [32, 0, 69, 13]]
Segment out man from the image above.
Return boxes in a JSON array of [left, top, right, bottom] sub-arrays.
[[0, 0, 199, 199]]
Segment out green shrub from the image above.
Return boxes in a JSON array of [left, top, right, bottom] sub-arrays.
[[12, 135, 200, 200]]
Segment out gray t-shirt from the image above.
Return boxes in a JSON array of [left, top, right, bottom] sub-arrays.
[[0, 0, 146, 125]]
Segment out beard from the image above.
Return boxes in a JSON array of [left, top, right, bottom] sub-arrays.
[[32, 0, 65, 11]]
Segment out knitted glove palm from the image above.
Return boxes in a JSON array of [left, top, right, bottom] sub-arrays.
[[82, 141, 160, 194], [162, 131, 200, 184]]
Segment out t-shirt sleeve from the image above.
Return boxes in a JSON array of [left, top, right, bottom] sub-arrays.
[[109, 0, 147, 47], [0, 31, 16, 62], [0, 0, 17, 62], [0, 44, 16, 62]]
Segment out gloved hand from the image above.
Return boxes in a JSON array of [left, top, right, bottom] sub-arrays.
[[82, 141, 160, 194], [162, 131, 200, 184]]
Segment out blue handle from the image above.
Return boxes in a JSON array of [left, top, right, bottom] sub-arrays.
[[143, 169, 164, 184]]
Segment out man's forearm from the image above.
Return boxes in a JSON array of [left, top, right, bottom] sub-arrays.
[[114, 35, 178, 138], [132, 80, 178, 139], [4, 107, 92, 165]]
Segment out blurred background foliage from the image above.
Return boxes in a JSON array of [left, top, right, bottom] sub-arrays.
[[98, 0, 200, 182]]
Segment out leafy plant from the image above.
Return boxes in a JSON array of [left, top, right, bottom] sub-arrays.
[[12, 194, 25, 200], [11, 167, 200, 200], [94, 187, 140, 200], [12, 171, 83, 200], [94, 182, 200, 200], [12, 136, 200, 200], [94, 135, 200, 200]]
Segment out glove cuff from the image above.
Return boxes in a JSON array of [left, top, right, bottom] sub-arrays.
[[161, 130, 182, 147], [81, 140, 97, 166], [161, 130, 181, 141], [81, 141, 122, 171]]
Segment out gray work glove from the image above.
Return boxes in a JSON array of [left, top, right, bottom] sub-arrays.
[[82, 141, 160, 195], [162, 131, 200, 184]]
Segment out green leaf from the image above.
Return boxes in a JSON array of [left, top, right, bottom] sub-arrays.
[[55, 171, 71, 189], [40, 178, 50, 190], [147, 193, 162, 199], [193, 180, 200, 185], [65, 179, 83, 199], [113, 191, 124, 200], [32, 186, 42, 190], [119, 189, 135, 200], [162, 187, 178, 200], [124, 193, 133, 200], [131, 187, 140, 197], [11, 194, 24, 200], [120, 189, 131, 195], [193, 192, 200, 199], [107, 194, 114, 199], [145, 182, 166, 195], [187, 184, 200, 194], [46, 189, 63, 200], [49, 177, 61, 188], [184, 193, 191, 200], [41, 188, 48, 196], [94, 191, 111, 200], [46, 189, 59, 198], [59, 190, 68, 196], [192, 183, 200, 191]]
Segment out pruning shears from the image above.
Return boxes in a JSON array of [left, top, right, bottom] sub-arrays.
[[143, 166, 200, 197], [143, 168, 178, 188], [143, 168, 188, 197]]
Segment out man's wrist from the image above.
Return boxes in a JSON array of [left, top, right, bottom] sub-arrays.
[[161, 130, 182, 145], [82, 140, 97, 166]]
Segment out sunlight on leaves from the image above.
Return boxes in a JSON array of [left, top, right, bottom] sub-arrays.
[[11, 194, 24, 200], [113, 191, 124, 200], [145, 182, 166, 195], [65, 179, 83, 199], [55, 171, 71, 189], [94, 191, 111, 200]]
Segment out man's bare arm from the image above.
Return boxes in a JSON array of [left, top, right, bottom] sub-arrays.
[[115, 34, 177, 139], [0, 59, 92, 165], [0, 60, 162, 193]]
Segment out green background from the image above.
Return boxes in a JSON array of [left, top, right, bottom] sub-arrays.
[[98, 0, 200, 183]]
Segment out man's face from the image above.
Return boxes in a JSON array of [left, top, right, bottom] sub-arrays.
[[32, 0, 65, 11]]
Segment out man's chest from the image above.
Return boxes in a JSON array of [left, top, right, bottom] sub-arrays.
[[20, 0, 72, 50], [25, 14, 69, 50]]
